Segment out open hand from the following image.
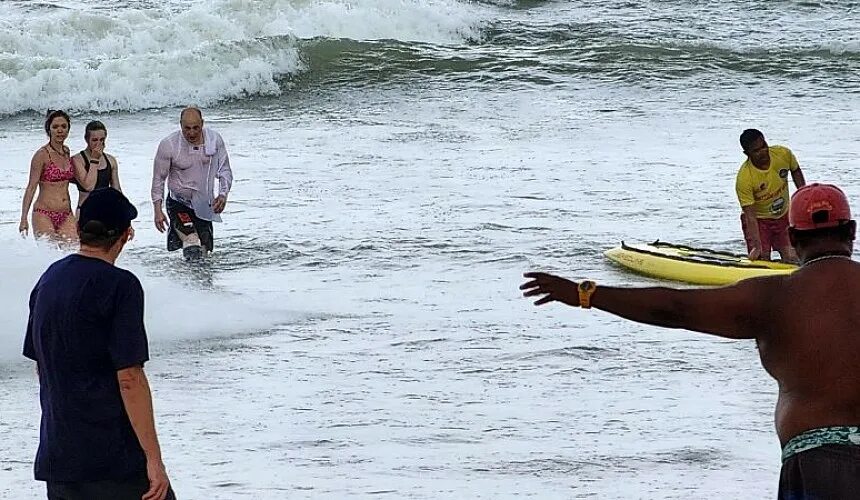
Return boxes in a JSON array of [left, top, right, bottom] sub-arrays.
[[520, 272, 580, 307], [19, 219, 28, 237]]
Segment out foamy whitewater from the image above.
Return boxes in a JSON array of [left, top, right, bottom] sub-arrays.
[[2, 0, 860, 498]]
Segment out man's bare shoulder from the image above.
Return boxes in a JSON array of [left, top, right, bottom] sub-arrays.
[[770, 258, 860, 306], [735, 272, 791, 293], [730, 273, 795, 329]]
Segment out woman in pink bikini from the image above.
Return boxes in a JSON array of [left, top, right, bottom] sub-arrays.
[[19, 110, 98, 242]]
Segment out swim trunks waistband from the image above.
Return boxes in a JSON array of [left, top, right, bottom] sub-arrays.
[[782, 426, 860, 462]]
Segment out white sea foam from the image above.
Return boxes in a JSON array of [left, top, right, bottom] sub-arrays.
[[0, 235, 297, 364], [0, 0, 488, 114]]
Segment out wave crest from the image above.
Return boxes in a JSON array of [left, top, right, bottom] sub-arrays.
[[0, 0, 488, 114]]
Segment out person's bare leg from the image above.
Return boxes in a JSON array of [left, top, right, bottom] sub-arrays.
[[174, 227, 203, 260], [31, 212, 57, 241], [58, 213, 79, 243]]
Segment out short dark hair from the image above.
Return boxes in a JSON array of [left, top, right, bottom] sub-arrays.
[[789, 222, 855, 247], [78, 221, 125, 249], [84, 120, 107, 141], [739, 129, 764, 151], [44, 110, 70, 136]]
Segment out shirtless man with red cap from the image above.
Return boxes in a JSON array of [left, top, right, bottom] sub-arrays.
[[521, 183, 860, 498]]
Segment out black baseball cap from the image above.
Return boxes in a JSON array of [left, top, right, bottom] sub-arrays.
[[78, 188, 138, 236]]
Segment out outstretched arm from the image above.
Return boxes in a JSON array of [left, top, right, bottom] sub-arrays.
[[520, 272, 774, 339]]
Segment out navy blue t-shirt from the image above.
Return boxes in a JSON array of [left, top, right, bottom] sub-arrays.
[[23, 254, 149, 482]]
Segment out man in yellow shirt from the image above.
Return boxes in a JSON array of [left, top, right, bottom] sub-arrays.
[[736, 129, 806, 261]]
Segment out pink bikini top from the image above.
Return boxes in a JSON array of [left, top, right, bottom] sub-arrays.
[[41, 158, 75, 183]]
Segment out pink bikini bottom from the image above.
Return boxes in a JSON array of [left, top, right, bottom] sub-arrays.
[[34, 208, 72, 231]]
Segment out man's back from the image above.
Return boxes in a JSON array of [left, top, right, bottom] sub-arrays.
[[23, 254, 149, 482], [756, 258, 860, 443]]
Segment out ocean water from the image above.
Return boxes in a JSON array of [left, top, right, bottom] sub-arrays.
[[2, 0, 860, 498]]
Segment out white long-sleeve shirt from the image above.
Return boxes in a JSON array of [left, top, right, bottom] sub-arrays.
[[151, 128, 233, 221]]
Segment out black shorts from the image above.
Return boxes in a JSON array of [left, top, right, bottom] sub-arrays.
[[779, 444, 860, 499], [47, 471, 177, 500], [166, 196, 213, 252]]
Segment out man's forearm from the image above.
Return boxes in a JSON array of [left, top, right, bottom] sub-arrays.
[[118, 367, 163, 461], [743, 209, 761, 247], [792, 168, 806, 189], [591, 286, 690, 330]]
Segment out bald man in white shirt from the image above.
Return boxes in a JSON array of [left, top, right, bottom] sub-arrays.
[[151, 107, 233, 260]]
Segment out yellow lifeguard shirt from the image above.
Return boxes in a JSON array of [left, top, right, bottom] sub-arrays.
[[735, 145, 799, 219]]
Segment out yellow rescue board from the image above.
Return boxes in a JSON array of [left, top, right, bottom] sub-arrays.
[[604, 241, 797, 286]]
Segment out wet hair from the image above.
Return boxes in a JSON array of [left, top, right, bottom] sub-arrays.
[[78, 220, 125, 249], [789, 221, 856, 247], [44, 110, 71, 136], [739, 129, 764, 151], [84, 120, 107, 141]]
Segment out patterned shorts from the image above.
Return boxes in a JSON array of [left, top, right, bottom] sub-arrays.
[[779, 426, 860, 500]]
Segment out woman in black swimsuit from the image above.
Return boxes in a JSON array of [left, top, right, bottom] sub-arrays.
[[72, 121, 133, 239], [72, 120, 124, 209]]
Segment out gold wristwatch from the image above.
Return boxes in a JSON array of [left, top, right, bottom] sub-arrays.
[[578, 280, 597, 309]]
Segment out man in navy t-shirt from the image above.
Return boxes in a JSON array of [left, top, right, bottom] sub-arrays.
[[23, 188, 175, 500]]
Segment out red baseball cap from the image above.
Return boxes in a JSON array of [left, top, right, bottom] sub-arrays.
[[789, 183, 852, 230]]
